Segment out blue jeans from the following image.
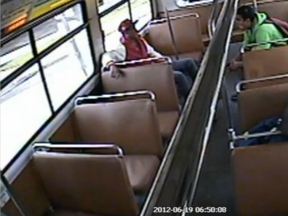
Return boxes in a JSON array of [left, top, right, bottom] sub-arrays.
[[240, 117, 288, 147], [172, 58, 200, 99]]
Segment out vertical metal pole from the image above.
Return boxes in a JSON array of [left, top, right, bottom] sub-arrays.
[[165, 8, 179, 60], [127, 0, 133, 21], [253, 0, 258, 11], [60, 12, 88, 76], [208, 0, 219, 37], [1, 174, 29, 216], [221, 77, 234, 133]]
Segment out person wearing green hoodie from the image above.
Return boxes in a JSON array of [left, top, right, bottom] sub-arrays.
[[229, 5, 286, 71]]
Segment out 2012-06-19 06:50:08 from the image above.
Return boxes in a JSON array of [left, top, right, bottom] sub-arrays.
[[153, 207, 227, 213]]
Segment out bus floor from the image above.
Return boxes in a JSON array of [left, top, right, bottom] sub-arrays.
[[192, 42, 243, 215]]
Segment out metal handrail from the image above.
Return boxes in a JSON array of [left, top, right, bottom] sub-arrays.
[[208, 0, 220, 38], [112, 56, 172, 67], [241, 38, 288, 52], [236, 73, 288, 93], [148, 12, 200, 25], [74, 90, 156, 106], [165, 8, 179, 60], [228, 128, 282, 149], [253, 0, 258, 11]]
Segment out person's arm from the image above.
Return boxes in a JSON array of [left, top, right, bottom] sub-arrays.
[[234, 54, 243, 62], [142, 39, 163, 58], [235, 32, 250, 61], [253, 29, 272, 50], [101, 44, 126, 70]]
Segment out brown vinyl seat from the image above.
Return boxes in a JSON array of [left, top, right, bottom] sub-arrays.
[[101, 63, 180, 139], [232, 143, 288, 216], [158, 3, 217, 46], [50, 98, 163, 192], [33, 152, 139, 216], [143, 14, 204, 61], [238, 74, 288, 90], [238, 83, 288, 132], [233, 83, 288, 216], [258, 0, 288, 22], [243, 45, 288, 80]]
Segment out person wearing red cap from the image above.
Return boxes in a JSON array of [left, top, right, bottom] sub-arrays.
[[102, 19, 200, 100]]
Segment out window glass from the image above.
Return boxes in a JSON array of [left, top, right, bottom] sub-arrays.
[[34, 4, 84, 52], [0, 64, 52, 169], [130, 0, 152, 30], [0, 33, 32, 81], [175, 0, 213, 7], [100, 3, 130, 51], [41, 29, 94, 110], [98, 0, 123, 14]]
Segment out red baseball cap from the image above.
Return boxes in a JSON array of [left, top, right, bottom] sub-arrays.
[[118, 19, 138, 33]]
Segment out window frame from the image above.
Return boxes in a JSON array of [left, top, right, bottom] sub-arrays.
[[175, 0, 225, 8], [98, 0, 154, 51], [1, 0, 97, 173]]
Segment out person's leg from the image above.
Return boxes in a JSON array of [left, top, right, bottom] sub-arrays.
[[173, 70, 192, 100], [171, 58, 200, 81]]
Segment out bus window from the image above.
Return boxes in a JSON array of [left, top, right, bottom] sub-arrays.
[[130, 0, 152, 30], [175, 0, 214, 7], [0, 64, 52, 169], [40, 29, 94, 110], [100, 2, 130, 51], [33, 4, 84, 52], [0, 33, 32, 81], [98, 0, 124, 14], [99, 0, 153, 51], [0, 3, 94, 170]]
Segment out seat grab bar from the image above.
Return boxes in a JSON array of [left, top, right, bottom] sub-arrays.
[[236, 73, 288, 93], [74, 90, 156, 106], [33, 143, 124, 156]]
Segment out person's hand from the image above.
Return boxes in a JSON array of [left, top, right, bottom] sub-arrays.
[[228, 60, 242, 71], [148, 55, 166, 64], [110, 64, 123, 79]]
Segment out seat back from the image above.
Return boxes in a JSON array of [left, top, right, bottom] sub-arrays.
[[238, 83, 288, 132], [73, 99, 164, 157], [144, 14, 203, 56], [33, 152, 139, 216], [243, 76, 288, 89], [232, 143, 288, 216], [50, 115, 80, 143], [1, 161, 51, 216], [258, 0, 288, 22], [243, 45, 288, 80], [158, 3, 220, 37], [101, 63, 180, 112]]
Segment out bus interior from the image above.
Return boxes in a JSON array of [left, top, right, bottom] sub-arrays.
[[1, 0, 288, 215]]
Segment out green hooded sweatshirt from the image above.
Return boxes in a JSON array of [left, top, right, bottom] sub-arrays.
[[243, 12, 286, 50]]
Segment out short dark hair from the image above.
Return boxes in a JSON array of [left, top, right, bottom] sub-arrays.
[[237, 5, 257, 21]]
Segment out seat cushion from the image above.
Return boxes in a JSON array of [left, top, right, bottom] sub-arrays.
[[48, 209, 100, 216], [158, 111, 179, 138], [169, 51, 203, 62], [123, 155, 160, 192]]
